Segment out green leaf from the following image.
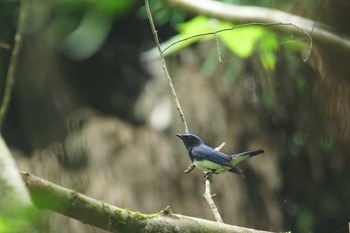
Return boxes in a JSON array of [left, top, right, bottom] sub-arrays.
[[142, 16, 222, 60], [219, 24, 266, 58], [141, 35, 183, 60], [259, 33, 279, 70], [95, 0, 135, 16], [169, 16, 218, 53], [0, 216, 34, 233], [224, 57, 242, 81], [56, 0, 134, 16], [201, 47, 221, 76], [283, 38, 308, 50], [262, 90, 277, 109], [177, 15, 213, 37], [63, 8, 113, 60]]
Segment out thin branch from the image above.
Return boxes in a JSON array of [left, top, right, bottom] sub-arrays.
[[214, 34, 222, 63], [21, 172, 275, 233], [163, 22, 312, 62], [144, 0, 189, 134], [215, 142, 226, 151], [184, 163, 196, 173], [203, 173, 223, 223], [166, 0, 350, 55], [0, 0, 28, 128], [201, 142, 227, 223]]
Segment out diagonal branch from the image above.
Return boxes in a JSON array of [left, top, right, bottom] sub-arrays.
[[21, 172, 275, 233], [0, 0, 28, 128], [144, 0, 189, 134]]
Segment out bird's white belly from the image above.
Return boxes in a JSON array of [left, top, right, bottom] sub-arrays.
[[194, 159, 230, 173]]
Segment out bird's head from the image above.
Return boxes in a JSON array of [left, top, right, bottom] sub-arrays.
[[176, 134, 204, 149]]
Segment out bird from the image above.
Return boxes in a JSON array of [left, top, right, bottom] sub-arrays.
[[176, 134, 264, 177]]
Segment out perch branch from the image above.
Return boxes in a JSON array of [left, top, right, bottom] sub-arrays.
[[21, 172, 275, 233], [202, 142, 227, 223], [0, 0, 28, 128], [145, 0, 189, 134], [203, 173, 223, 223]]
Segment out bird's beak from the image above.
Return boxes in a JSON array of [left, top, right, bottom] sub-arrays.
[[176, 134, 183, 139]]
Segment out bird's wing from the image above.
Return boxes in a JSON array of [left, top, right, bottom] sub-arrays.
[[191, 145, 232, 168], [230, 149, 265, 165], [228, 166, 245, 176]]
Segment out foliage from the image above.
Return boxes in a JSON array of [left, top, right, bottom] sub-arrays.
[[143, 15, 308, 73], [138, 0, 186, 27], [53, 0, 136, 59], [0, 212, 38, 233]]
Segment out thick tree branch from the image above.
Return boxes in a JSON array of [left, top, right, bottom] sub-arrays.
[[165, 0, 350, 53], [21, 172, 275, 233]]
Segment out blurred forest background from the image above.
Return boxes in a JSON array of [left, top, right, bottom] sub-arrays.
[[1, 0, 350, 232]]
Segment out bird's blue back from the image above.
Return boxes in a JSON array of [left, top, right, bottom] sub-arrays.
[[191, 144, 232, 168]]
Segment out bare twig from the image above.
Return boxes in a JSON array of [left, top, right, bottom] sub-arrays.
[[0, 0, 28, 128], [184, 163, 196, 173], [144, 0, 189, 134], [21, 172, 275, 233], [215, 142, 226, 151], [163, 22, 312, 62], [166, 0, 350, 57], [203, 173, 223, 223], [214, 34, 222, 63], [201, 142, 227, 223]]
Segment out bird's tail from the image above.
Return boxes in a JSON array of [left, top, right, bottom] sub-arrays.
[[229, 149, 265, 165]]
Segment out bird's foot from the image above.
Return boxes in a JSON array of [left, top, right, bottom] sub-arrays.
[[203, 172, 213, 183], [202, 192, 217, 198]]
